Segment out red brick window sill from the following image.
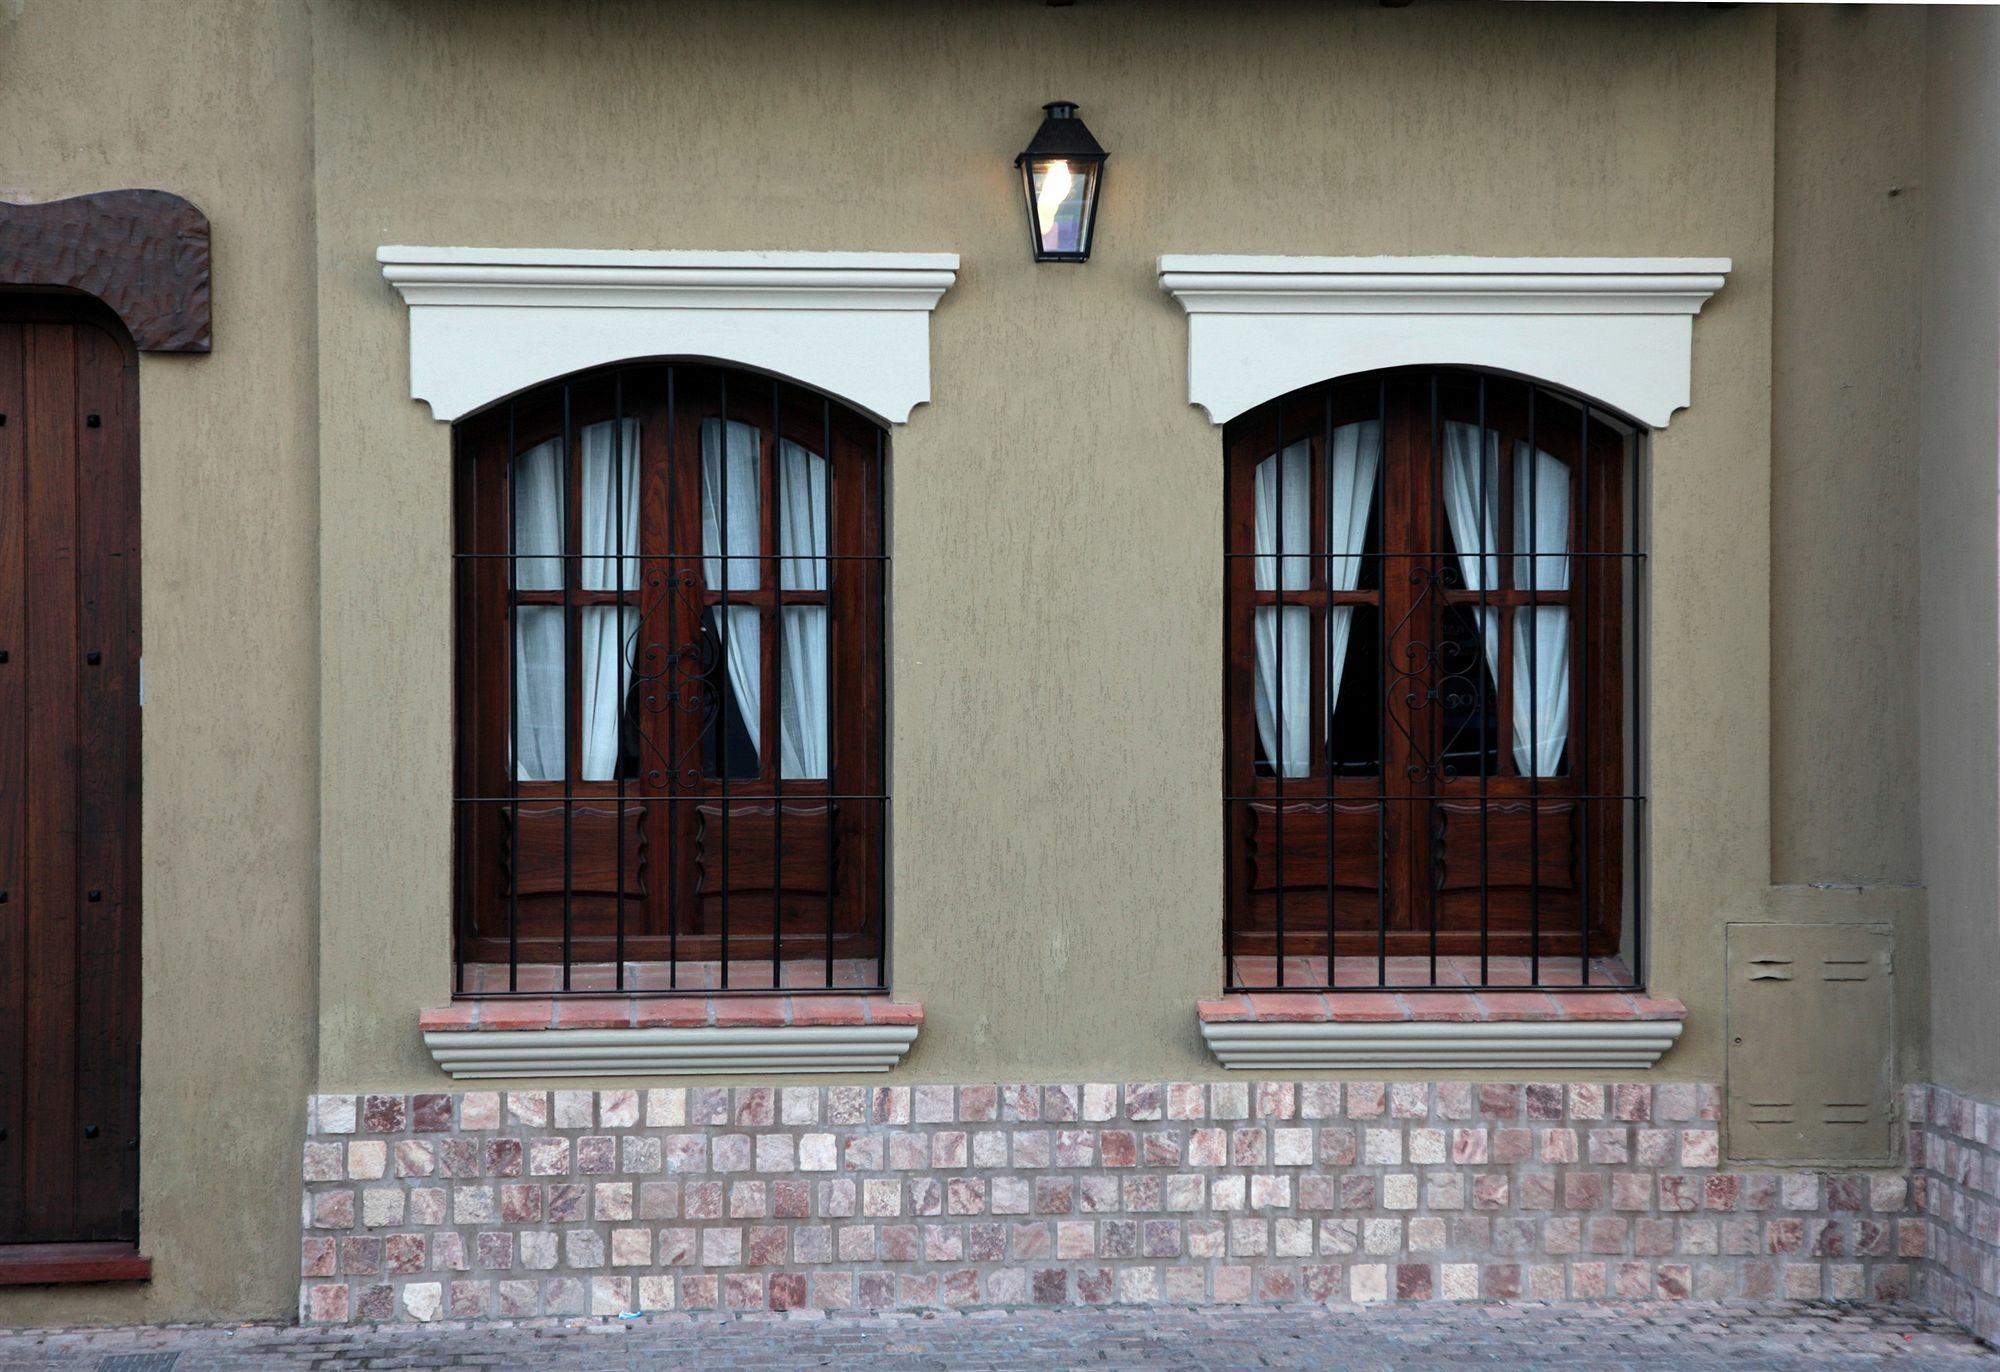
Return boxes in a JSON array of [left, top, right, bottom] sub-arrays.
[[1198, 990, 1688, 1025], [421, 994, 923, 1034]]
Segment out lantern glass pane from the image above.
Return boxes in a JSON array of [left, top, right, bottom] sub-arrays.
[[1029, 158, 1096, 256]]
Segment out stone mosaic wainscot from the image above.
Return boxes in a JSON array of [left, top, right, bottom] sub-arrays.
[[299, 1081, 1918, 1323], [1910, 1083, 2000, 1346]]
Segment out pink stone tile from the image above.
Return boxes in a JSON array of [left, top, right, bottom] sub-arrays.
[[306, 1283, 349, 1323], [361, 1096, 406, 1133], [1612, 1084, 1652, 1121], [340, 1236, 380, 1276], [301, 1237, 337, 1278], [411, 1094, 453, 1132]]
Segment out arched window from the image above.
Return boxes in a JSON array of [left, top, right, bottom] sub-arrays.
[[454, 365, 886, 994], [1224, 369, 1640, 991]]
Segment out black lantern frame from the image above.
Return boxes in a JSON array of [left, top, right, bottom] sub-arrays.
[[1015, 101, 1107, 264]]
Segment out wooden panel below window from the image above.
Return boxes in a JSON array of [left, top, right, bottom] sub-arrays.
[[1432, 800, 1576, 893], [693, 802, 834, 897], [503, 804, 647, 898], [1245, 800, 1384, 892]]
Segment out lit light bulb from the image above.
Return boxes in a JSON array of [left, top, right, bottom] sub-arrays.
[[1036, 159, 1073, 246]]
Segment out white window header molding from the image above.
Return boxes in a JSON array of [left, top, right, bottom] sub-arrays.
[[378, 247, 959, 425], [1158, 255, 1731, 429]]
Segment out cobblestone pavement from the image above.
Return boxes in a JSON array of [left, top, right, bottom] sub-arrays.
[[0, 1302, 1991, 1370]]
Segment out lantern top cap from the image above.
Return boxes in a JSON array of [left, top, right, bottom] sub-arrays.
[[1018, 100, 1106, 165]]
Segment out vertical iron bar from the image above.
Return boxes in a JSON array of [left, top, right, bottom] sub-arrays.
[[772, 378, 784, 991], [561, 381, 574, 992], [1471, 374, 1489, 993], [1375, 374, 1388, 991], [1324, 388, 1336, 989], [453, 451, 465, 997], [507, 399, 520, 993], [1477, 374, 1489, 987], [872, 424, 886, 989], [1435, 372, 1449, 990], [615, 370, 628, 992], [1577, 401, 1592, 987], [823, 398, 837, 989], [666, 367, 679, 990], [1273, 397, 1286, 989], [1528, 385, 1541, 987], [1633, 441, 1645, 988], [719, 370, 732, 989]]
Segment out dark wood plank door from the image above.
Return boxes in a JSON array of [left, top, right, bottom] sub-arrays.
[[0, 299, 141, 1245]]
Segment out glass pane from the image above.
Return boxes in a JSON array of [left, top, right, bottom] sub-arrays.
[[1253, 605, 1312, 778], [1512, 606, 1570, 777], [779, 441, 827, 592], [1438, 605, 1500, 780], [512, 437, 564, 591], [1439, 422, 1500, 594], [512, 605, 566, 781], [700, 606, 761, 780], [780, 605, 828, 780], [701, 419, 762, 591], [579, 606, 638, 782], [1328, 604, 1380, 776], [1030, 158, 1094, 255], [1326, 420, 1381, 593], [1253, 441, 1311, 591], [579, 419, 641, 593], [1513, 444, 1571, 592]]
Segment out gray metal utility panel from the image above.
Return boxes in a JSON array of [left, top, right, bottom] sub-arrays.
[[1725, 923, 1895, 1164]]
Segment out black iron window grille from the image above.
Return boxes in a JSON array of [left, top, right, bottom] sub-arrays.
[[1224, 368, 1644, 992], [452, 364, 888, 996]]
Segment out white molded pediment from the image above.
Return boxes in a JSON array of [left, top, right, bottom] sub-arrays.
[[378, 247, 960, 425], [1158, 255, 1730, 429]]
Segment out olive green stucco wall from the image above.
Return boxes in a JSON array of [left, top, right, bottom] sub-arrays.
[[1919, 6, 2000, 1102], [1769, 6, 1929, 1088], [0, 0, 1965, 1323], [0, 0, 319, 1324], [309, 0, 1777, 1092]]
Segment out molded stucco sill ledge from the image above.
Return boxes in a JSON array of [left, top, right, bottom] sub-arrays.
[[1197, 991, 1687, 1070], [419, 996, 922, 1079]]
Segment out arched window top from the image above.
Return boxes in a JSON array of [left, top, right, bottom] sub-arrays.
[[453, 362, 887, 999]]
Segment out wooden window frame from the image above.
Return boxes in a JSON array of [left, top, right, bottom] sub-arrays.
[[1223, 368, 1635, 987], [453, 364, 887, 993]]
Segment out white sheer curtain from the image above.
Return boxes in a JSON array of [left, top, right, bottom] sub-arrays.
[[702, 419, 763, 760], [512, 437, 565, 780], [778, 439, 828, 780], [1251, 426, 1381, 777], [513, 606, 566, 780], [511, 420, 642, 781], [1441, 421, 1571, 777], [1253, 441, 1311, 777], [1325, 421, 1381, 726], [1513, 445, 1571, 777]]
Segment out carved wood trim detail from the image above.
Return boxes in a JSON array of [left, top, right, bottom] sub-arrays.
[[0, 190, 211, 352]]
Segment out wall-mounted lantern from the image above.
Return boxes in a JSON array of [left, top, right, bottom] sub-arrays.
[[1015, 101, 1106, 263]]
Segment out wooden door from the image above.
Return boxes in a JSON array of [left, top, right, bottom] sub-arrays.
[[0, 298, 141, 1245]]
